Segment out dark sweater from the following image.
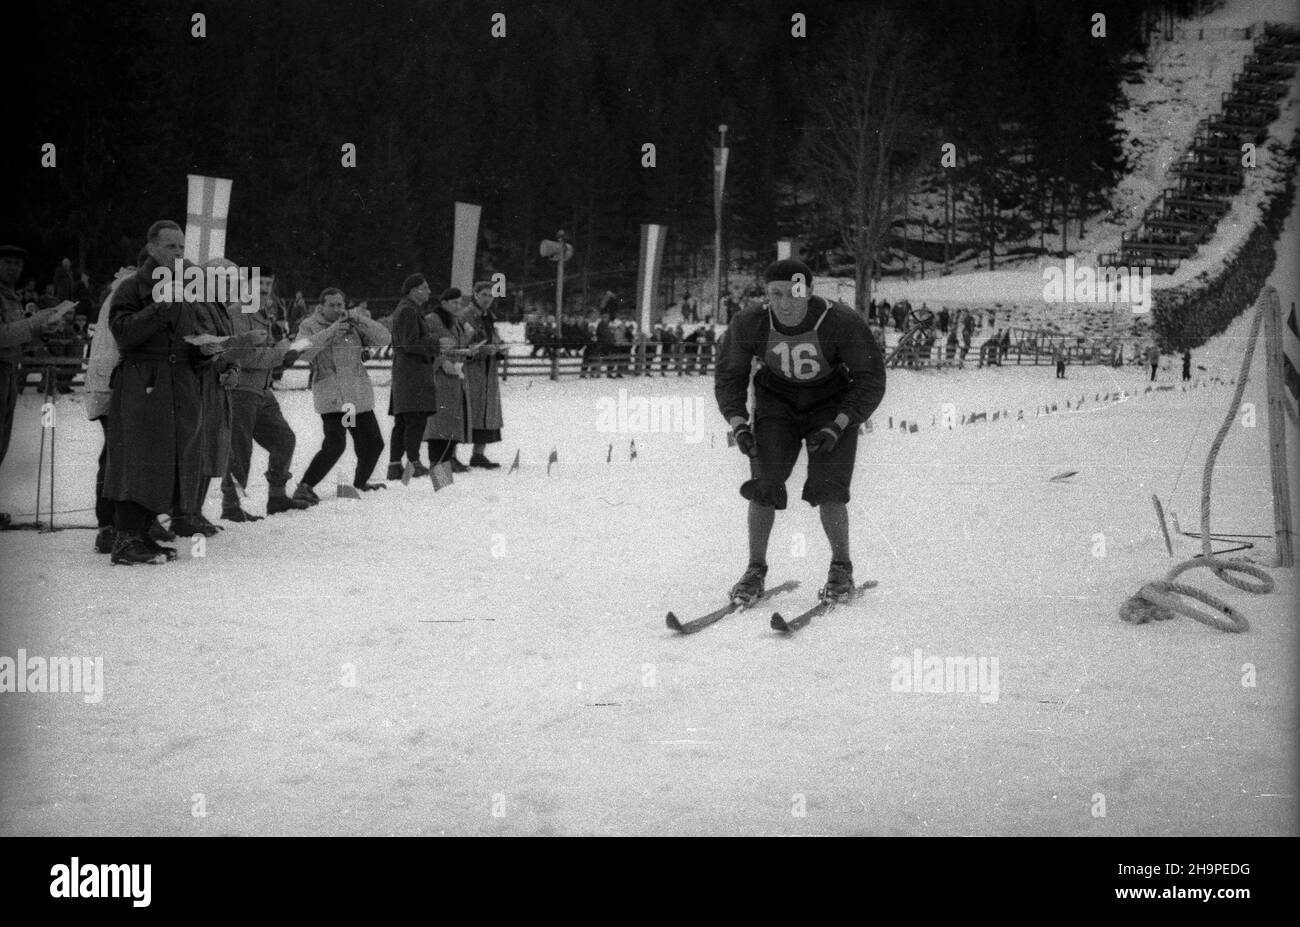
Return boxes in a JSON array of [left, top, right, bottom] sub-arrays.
[[715, 296, 886, 427]]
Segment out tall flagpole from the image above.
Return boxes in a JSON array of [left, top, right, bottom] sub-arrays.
[[714, 124, 728, 324]]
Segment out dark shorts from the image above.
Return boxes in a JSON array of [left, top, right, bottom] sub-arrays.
[[741, 390, 858, 509]]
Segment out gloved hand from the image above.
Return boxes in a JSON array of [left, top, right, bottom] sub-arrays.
[[218, 365, 241, 388], [733, 423, 757, 458], [806, 423, 843, 455], [282, 349, 301, 367]]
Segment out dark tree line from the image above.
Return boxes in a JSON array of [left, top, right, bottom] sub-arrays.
[[5, 0, 1216, 304]]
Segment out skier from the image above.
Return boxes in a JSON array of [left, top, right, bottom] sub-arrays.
[[715, 259, 887, 605]]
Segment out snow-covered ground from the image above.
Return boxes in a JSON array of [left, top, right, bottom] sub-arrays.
[[2, 184, 1296, 834]]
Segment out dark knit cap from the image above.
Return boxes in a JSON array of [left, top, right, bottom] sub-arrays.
[[0, 245, 28, 260], [763, 259, 813, 286], [401, 273, 428, 295], [440, 287, 462, 302]]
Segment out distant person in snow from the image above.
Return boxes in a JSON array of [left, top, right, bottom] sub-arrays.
[[1147, 344, 1160, 381]]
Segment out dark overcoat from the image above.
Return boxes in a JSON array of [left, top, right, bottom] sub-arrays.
[[389, 295, 439, 415], [422, 307, 472, 443], [461, 301, 504, 432], [104, 259, 206, 515]]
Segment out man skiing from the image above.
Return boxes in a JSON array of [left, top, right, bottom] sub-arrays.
[[715, 259, 886, 605]]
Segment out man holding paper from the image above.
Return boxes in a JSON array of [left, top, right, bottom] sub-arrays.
[[0, 245, 74, 527], [219, 269, 310, 520]]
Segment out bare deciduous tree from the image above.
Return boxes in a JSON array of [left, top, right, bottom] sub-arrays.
[[799, 9, 939, 310]]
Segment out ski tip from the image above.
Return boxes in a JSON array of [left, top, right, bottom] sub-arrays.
[[770, 613, 790, 633], [665, 612, 683, 632]]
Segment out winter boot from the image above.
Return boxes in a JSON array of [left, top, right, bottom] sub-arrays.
[[143, 534, 179, 561], [268, 492, 311, 515], [469, 453, 500, 470], [222, 507, 264, 523], [292, 484, 321, 507], [111, 532, 168, 565], [148, 518, 176, 543], [354, 482, 388, 492], [386, 461, 404, 481], [172, 513, 220, 537], [728, 561, 768, 606], [451, 458, 470, 473], [410, 463, 430, 479], [94, 526, 116, 554], [822, 560, 855, 603]]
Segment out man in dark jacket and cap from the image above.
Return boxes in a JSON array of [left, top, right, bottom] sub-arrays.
[[385, 274, 440, 480]]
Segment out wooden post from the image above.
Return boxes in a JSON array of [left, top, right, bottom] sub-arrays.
[[552, 230, 566, 382], [1262, 286, 1294, 566]]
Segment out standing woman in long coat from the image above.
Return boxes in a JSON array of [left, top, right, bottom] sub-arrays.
[[423, 288, 473, 471], [385, 274, 439, 479], [460, 280, 505, 468]]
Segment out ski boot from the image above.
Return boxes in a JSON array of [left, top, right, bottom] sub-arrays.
[[729, 562, 767, 607], [821, 560, 854, 604]]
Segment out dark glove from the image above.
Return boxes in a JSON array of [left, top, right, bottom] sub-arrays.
[[806, 423, 843, 455], [282, 349, 301, 367], [733, 423, 757, 458]]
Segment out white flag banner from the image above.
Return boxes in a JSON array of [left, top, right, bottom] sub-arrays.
[[452, 202, 482, 294], [185, 174, 233, 263], [636, 223, 668, 332]]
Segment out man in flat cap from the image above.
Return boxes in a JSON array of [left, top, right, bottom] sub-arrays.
[[1, 245, 74, 527]]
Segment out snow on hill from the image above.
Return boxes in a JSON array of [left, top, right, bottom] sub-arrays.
[[816, 0, 1298, 342]]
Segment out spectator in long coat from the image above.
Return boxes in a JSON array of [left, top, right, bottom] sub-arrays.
[[1146, 344, 1160, 381], [385, 274, 439, 479], [84, 267, 136, 551], [460, 281, 506, 468], [178, 257, 247, 535], [423, 291, 474, 470], [103, 221, 207, 564]]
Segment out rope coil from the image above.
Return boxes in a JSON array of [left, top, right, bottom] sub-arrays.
[[1121, 297, 1276, 633]]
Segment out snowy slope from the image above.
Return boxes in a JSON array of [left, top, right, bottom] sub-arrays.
[[2, 195, 1296, 834]]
